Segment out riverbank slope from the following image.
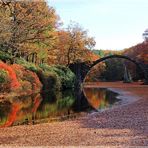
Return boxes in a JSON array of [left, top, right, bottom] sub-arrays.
[[0, 82, 148, 146]]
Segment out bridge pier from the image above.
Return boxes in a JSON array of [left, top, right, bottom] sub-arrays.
[[69, 61, 91, 89]]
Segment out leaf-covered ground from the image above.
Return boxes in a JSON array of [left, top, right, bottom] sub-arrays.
[[0, 82, 147, 146]]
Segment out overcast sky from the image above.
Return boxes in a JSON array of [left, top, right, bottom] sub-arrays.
[[49, 0, 148, 50]]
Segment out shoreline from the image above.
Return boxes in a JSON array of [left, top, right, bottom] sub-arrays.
[[105, 87, 141, 107], [83, 82, 144, 113], [88, 87, 141, 115], [0, 82, 148, 146]]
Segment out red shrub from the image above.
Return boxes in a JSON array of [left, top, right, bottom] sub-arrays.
[[12, 63, 42, 93], [0, 61, 20, 89], [0, 61, 42, 94]]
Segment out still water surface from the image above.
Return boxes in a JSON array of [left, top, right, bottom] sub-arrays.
[[0, 88, 120, 127], [84, 88, 120, 110]]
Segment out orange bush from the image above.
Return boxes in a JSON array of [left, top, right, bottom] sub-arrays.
[[12, 63, 42, 93], [0, 61, 42, 94], [23, 70, 42, 92], [0, 61, 20, 89]]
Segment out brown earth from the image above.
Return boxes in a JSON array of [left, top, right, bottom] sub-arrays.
[[0, 82, 148, 147]]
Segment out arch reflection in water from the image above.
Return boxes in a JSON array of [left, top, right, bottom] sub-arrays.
[[83, 87, 120, 110]]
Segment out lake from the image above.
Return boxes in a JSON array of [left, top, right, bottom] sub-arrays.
[[0, 87, 120, 127]]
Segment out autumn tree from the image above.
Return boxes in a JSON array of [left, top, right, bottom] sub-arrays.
[[55, 30, 70, 65], [0, 0, 60, 64], [0, 1, 96, 66], [56, 22, 96, 65], [0, 2, 12, 45], [66, 22, 96, 65], [123, 42, 148, 64]]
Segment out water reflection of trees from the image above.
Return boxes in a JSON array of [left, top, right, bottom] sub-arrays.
[[83, 88, 119, 110], [0, 94, 39, 127], [0, 101, 11, 125], [0, 89, 90, 127], [36, 90, 76, 118], [0, 88, 119, 127]]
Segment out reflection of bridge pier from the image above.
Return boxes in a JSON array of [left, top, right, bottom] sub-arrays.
[[69, 55, 148, 85], [73, 88, 93, 112]]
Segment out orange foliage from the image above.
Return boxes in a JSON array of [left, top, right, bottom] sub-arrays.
[[0, 1, 60, 64], [0, 61, 20, 89], [87, 50, 100, 61], [56, 24, 96, 65], [12, 64, 42, 93], [0, 62, 42, 94], [84, 88, 109, 109], [123, 42, 148, 64], [0, 103, 20, 128], [28, 71, 41, 91]]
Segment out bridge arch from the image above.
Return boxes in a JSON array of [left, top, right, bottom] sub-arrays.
[[83, 54, 147, 83]]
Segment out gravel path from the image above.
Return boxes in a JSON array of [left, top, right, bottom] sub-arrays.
[[0, 82, 148, 146]]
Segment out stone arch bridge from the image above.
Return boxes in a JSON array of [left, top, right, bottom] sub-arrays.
[[69, 55, 148, 86]]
